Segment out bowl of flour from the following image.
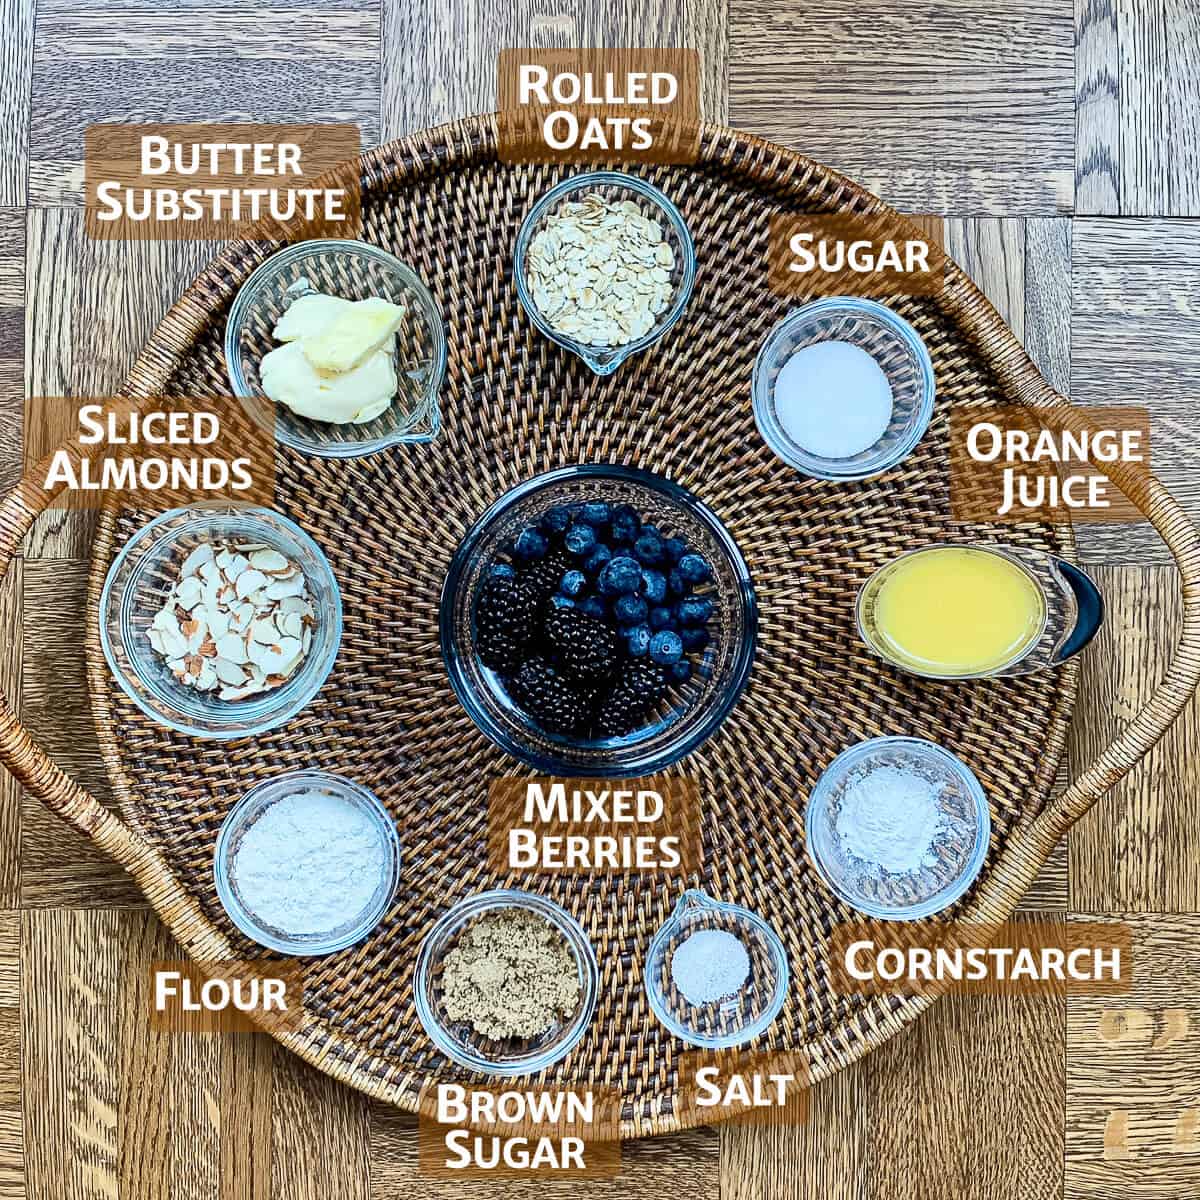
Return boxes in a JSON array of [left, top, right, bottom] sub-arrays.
[[804, 736, 990, 920], [214, 769, 401, 954]]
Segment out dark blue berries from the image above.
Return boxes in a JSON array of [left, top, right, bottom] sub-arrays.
[[477, 493, 718, 740]]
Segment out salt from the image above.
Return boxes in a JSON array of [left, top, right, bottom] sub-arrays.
[[773, 340, 893, 459], [834, 765, 944, 875], [232, 789, 386, 935], [671, 928, 750, 1005]]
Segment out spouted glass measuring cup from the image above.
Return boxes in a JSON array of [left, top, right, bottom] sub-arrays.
[[856, 543, 1104, 680]]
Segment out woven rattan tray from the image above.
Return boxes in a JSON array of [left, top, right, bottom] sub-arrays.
[[2, 116, 1199, 1137]]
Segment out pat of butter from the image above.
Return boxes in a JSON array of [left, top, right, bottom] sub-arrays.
[[300, 297, 405, 373], [260, 340, 397, 425], [273, 293, 352, 342]]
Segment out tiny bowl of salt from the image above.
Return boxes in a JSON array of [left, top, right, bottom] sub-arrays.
[[214, 770, 401, 956], [752, 297, 935, 481], [804, 736, 990, 921], [643, 889, 789, 1050]]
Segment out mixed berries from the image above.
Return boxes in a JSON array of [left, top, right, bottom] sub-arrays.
[[474, 498, 716, 738]]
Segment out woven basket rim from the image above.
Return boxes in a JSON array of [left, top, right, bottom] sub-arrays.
[[0, 112, 1190, 1138]]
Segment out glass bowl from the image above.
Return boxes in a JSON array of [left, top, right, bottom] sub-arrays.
[[644, 889, 789, 1049], [413, 889, 599, 1076], [99, 503, 342, 738], [513, 171, 696, 376], [752, 297, 935, 480], [439, 464, 757, 777], [224, 239, 446, 457], [805, 736, 991, 920], [213, 770, 401, 955]]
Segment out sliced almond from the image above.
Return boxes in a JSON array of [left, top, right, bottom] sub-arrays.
[[219, 681, 264, 701], [179, 543, 214, 577], [235, 569, 269, 600], [215, 633, 250, 664], [250, 617, 279, 645], [176, 576, 204, 610], [249, 548, 289, 573], [265, 575, 306, 600], [213, 658, 247, 686]]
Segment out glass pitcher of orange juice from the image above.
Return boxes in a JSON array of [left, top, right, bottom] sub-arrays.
[[856, 543, 1103, 680]]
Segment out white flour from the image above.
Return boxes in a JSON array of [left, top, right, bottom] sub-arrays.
[[834, 765, 944, 875], [232, 789, 385, 935]]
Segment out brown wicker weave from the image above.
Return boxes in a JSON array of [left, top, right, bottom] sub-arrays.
[[1, 116, 1198, 1138]]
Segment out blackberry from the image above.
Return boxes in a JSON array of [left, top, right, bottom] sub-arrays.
[[477, 629, 524, 673], [544, 607, 619, 683], [476, 575, 538, 644], [594, 662, 667, 737], [520, 548, 572, 601], [510, 657, 595, 735]]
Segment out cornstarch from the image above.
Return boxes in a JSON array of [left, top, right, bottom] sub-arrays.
[[835, 764, 945, 875]]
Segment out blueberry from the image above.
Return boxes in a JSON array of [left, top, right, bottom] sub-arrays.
[[676, 596, 714, 625], [680, 627, 710, 652], [648, 605, 674, 630], [641, 523, 661, 540], [649, 630, 684, 665], [549, 594, 576, 610], [663, 536, 687, 564], [599, 555, 642, 595], [667, 568, 692, 598], [583, 544, 613, 577], [614, 594, 648, 625], [560, 569, 587, 598], [514, 527, 549, 561], [489, 562, 517, 581], [633, 532, 665, 566], [564, 522, 598, 556], [539, 505, 573, 536], [667, 659, 692, 684], [677, 553, 711, 584], [624, 624, 651, 658], [579, 595, 606, 620], [640, 568, 667, 603], [609, 504, 641, 546], [579, 501, 611, 527]]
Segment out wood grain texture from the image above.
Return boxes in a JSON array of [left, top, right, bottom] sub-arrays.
[[20, 558, 143, 909], [369, 1106, 720, 1199], [1071, 217, 1200, 563], [0, 560, 21, 911], [0, 912, 21, 1200], [1066, 912, 1200, 1198], [27, 0, 379, 204], [867, 983, 1065, 1200], [0, 211, 23, 495], [1076, 0, 1121, 214], [729, 0, 1075, 214], [1068, 566, 1200, 912], [0, 0, 34, 206], [381, 0, 728, 139]]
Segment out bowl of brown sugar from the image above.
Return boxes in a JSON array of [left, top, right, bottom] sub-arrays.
[[413, 889, 599, 1075]]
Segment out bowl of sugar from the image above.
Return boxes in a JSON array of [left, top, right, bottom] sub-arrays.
[[752, 297, 935, 481]]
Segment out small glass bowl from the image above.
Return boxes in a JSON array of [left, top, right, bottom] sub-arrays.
[[440, 464, 757, 777], [753, 297, 935, 480], [213, 770, 401, 955], [413, 889, 600, 1076], [513, 171, 696, 376], [805, 736, 991, 920], [644, 889, 789, 1049], [224, 239, 446, 457], [99, 503, 342, 738]]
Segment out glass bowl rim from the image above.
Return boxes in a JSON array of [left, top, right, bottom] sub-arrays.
[[412, 887, 601, 1076], [438, 463, 758, 776], [222, 238, 448, 459], [804, 735, 992, 921], [512, 170, 698, 375], [751, 296, 936, 481], [98, 502, 343, 739], [212, 768, 401, 956], [643, 887, 790, 1049]]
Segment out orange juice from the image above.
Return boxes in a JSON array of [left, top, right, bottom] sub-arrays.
[[864, 547, 1046, 677]]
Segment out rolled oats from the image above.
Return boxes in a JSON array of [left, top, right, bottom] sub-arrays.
[[525, 191, 677, 348]]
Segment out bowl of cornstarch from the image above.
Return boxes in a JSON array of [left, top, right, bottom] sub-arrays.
[[805, 736, 990, 920], [214, 769, 401, 955], [643, 889, 788, 1049]]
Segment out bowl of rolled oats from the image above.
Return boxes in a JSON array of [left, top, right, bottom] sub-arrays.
[[514, 171, 696, 376], [99, 503, 342, 738]]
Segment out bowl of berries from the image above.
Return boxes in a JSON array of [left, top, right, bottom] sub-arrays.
[[440, 465, 757, 776]]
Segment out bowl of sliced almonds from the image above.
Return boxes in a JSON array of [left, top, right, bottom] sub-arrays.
[[98, 503, 342, 738]]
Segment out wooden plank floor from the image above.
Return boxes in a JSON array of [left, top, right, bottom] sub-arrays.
[[2, 1, 1199, 1196]]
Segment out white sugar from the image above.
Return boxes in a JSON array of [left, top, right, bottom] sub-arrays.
[[671, 928, 750, 1006], [774, 340, 893, 459]]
